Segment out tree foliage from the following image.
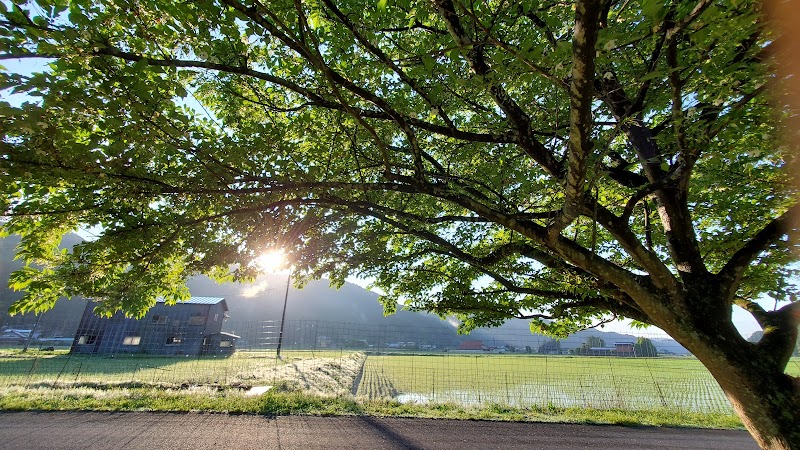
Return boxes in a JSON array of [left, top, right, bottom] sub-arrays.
[[1, 1, 800, 447], [576, 335, 604, 354], [633, 336, 657, 357]]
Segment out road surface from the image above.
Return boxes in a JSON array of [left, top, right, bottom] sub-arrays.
[[0, 411, 757, 449]]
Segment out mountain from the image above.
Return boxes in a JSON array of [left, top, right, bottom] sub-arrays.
[[185, 274, 465, 348], [0, 234, 689, 353], [187, 275, 689, 354]]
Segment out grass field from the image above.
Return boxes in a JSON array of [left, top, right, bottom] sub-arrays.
[[1, 348, 796, 418], [357, 354, 800, 413], [0, 349, 745, 429], [0, 349, 358, 389]]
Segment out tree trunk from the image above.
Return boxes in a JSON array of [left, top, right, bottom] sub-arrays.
[[646, 280, 800, 449], [708, 359, 800, 449], [683, 327, 800, 450]]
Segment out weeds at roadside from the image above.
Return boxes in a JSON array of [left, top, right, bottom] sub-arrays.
[[0, 385, 743, 430]]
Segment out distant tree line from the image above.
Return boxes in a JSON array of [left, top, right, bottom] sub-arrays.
[[535, 336, 659, 357]]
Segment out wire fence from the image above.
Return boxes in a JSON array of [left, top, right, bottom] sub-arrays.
[[3, 317, 798, 414]]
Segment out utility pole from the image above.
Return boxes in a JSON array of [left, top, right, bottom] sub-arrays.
[[276, 272, 291, 359]]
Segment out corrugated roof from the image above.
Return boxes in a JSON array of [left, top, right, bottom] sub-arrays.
[[156, 296, 225, 305]]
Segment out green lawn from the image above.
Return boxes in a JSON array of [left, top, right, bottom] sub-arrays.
[[355, 354, 764, 413]]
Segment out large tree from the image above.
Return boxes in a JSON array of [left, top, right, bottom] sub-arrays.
[[1, 0, 799, 447]]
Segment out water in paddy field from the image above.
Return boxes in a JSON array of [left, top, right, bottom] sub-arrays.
[[394, 388, 571, 408], [365, 352, 741, 414], [392, 381, 733, 413], [395, 393, 431, 404]]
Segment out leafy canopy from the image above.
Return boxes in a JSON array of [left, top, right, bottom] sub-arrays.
[[0, 0, 796, 337]]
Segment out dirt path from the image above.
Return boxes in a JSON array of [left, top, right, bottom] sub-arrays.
[[350, 355, 366, 396]]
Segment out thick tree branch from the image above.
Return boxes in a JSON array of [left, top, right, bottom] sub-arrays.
[[756, 302, 800, 372], [379, 174, 671, 318], [434, 0, 562, 177], [664, 0, 714, 41], [597, 74, 707, 279], [733, 298, 771, 329], [549, 0, 601, 241], [336, 199, 637, 319], [590, 202, 681, 297]]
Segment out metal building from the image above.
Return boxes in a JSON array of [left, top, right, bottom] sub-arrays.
[[71, 297, 239, 356]]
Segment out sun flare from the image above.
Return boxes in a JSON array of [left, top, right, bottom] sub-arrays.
[[255, 250, 287, 273]]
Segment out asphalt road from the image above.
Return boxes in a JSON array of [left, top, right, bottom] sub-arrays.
[[0, 411, 758, 450]]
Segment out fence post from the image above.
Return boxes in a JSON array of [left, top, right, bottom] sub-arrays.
[[22, 314, 42, 353], [505, 372, 510, 405], [432, 371, 435, 402], [545, 355, 549, 407], [411, 354, 414, 394]]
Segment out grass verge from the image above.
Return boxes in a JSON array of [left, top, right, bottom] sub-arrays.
[[363, 400, 743, 429], [0, 386, 743, 430]]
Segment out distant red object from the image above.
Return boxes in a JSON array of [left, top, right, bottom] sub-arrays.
[[614, 342, 635, 354], [457, 340, 486, 351]]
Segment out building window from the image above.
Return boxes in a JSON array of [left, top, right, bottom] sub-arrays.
[[165, 336, 183, 345], [152, 315, 167, 324], [189, 314, 206, 326], [214, 313, 219, 322], [122, 336, 141, 346], [220, 340, 232, 348], [77, 335, 97, 345]]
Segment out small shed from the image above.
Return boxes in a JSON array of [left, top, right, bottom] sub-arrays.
[[0, 328, 35, 345]]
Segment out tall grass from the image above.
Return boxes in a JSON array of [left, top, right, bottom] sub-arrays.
[[0, 386, 742, 429]]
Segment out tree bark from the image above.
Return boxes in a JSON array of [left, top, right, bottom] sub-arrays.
[[670, 318, 800, 450], [705, 352, 800, 449]]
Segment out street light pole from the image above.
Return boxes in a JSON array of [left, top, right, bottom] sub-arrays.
[[276, 271, 291, 359]]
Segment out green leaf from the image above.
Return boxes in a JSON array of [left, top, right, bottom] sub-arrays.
[[447, 48, 460, 62]]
